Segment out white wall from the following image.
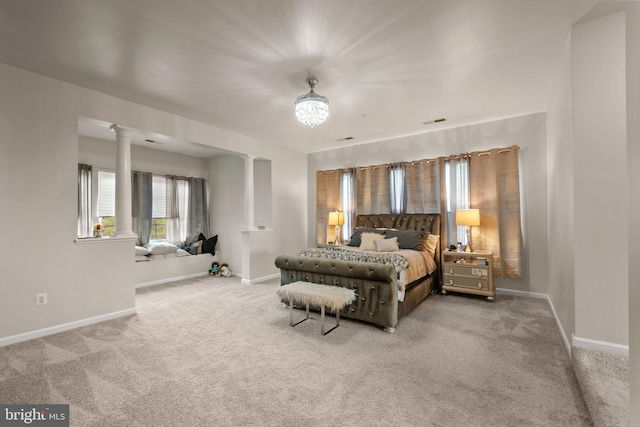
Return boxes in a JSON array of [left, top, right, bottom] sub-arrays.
[[309, 113, 549, 293], [0, 62, 308, 342], [626, 3, 640, 423], [546, 33, 576, 346], [79, 135, 210, 178], [208, 154, 245, 274], [572, 11, 628, 346]]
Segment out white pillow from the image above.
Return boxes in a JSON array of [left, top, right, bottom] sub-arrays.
[[359, 232, 385, 251], [135, 245, 150, 256], [144, 241, 179, 255], [424, 234, 440, 257], [375, 237, 400, 252]]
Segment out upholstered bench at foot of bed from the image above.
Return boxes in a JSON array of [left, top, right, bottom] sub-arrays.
[[277, 281, 357, 335]]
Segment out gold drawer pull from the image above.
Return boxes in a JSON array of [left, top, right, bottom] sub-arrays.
[[478, 282, 483, 288]]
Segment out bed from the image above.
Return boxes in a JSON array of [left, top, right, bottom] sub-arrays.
[[275, 213, 441, 332]]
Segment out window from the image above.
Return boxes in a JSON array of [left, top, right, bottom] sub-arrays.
[[390, 164, 405, 214], [151, 175, 168, 240], [445, 158, 470, 247], [340, 171, 354, 242], [97, 170, 116, 237]]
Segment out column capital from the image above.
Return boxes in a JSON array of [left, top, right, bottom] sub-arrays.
[[242, 154, 257, 163], [109, 124, 134, 138]]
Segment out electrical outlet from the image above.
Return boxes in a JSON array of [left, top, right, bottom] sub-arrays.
[[36, 293, 47, 306]]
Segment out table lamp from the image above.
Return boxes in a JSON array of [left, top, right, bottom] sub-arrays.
[[328, 211, 345, 245], [456, 209, 480, 252]]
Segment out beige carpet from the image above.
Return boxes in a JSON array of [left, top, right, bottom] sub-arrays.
[[572, 346, 629, 427], [0, 276, 592, 426]]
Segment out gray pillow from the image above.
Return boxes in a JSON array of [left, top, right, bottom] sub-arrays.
[[348, 227, 385, 247], [384, 229, 428, 251]]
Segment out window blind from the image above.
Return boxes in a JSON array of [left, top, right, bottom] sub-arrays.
[[97, 170, 115, 217], [152, 175, 167, 218]]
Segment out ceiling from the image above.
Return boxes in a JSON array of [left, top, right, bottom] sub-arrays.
[[0, 0, 598, 155]]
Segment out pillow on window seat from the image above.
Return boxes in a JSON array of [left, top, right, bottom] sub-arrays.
[[135, 245, 150, 256], [202, 235, 218, 255], [144, 241, 179, 255]]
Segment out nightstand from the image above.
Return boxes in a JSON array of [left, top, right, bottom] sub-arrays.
[[441, 251, 495, 301]]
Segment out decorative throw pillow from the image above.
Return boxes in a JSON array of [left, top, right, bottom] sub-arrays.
[[202, 235, 218, 255], [359, 232, 385, 251], [375, 237, 400, 252], [424, 234, 440, 257], [135, 245, 150, 256], [348, 227, 385, 247], [384, 230, 427, 251], [144, 241, 179, 255]]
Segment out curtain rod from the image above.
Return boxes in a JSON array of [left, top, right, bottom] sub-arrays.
[[316, 144, 519, 175]]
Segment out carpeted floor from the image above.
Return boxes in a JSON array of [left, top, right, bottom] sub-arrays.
[[572, 346, 629, 427], [0, 276, 592, 426]]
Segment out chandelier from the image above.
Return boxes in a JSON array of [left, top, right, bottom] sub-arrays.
[[295, 77, 329, 127]]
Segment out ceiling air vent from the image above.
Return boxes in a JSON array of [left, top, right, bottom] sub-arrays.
[[423, 118, 446, 125], [337, 136, 354, 141]]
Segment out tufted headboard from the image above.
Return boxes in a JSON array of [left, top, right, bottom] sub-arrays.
[[354, 213, 442, 282]]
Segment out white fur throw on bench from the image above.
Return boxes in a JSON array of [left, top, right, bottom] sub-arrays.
[[277, 281, 357, 312]]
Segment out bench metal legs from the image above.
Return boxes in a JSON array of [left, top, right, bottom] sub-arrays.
[[289, 302, 341, 335], [320, 305, 340, 335], [290, 301, 310, 327]]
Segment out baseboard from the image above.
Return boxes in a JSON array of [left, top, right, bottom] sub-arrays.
[[495, 287, 548, 299], [0, 308, 137, 348], [496, 287, 572, 357], [135, 271, 209, 288], [573, 336, 629, 358], [241, 273, 280, 284]]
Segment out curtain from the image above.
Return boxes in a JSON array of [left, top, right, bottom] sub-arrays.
[[389, 163, 406, 214], [77, 163, 92, 238], [405, 158, 441, 213], [356, 164, 391, 215], [188, 178, 209, 241], [469, 145, 523, 278], [132, 171, 152, 245], [166, 176, 189, 244], [316, 170, 341, 244]]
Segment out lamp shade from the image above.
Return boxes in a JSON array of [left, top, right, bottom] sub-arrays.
[[328, 211, 345, 226], [456, 209, 480, 226]]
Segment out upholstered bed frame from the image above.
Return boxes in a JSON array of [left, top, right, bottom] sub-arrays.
[[275, 213, 441, 332]]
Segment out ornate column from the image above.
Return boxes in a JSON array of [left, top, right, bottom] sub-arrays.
[[243, 154, 256, 230], [110, 124, 136, 238]]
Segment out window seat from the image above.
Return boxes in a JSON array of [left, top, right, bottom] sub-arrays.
[[135, 252, 216, 288]]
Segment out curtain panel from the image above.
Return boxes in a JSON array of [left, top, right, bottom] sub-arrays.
[[355, 164, 391, 215], [188, 178, 209, 242], [77, 164, 93, 238], [132, 171, 153, 245], [469, 145, 522, 278], [316, 170, 341, 244], [165, 176, 189, 244]]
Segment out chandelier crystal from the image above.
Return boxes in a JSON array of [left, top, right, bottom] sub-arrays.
[[295, 77, 329, 127]]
